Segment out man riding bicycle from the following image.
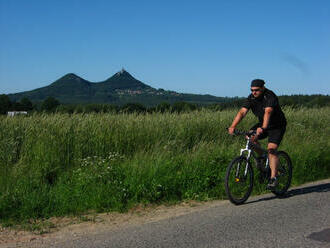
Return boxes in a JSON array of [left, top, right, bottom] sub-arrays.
[[228, 79, 287, 189]]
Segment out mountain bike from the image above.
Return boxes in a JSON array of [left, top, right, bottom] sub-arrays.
[[224, 130, 292, 205]]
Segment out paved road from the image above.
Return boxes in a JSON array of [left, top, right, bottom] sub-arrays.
[[25, 180, 330, 247]]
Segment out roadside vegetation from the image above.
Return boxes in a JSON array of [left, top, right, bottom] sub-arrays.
[[0, 107, 329, 225]]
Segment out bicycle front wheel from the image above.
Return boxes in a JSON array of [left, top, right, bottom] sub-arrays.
[[225, 156, 254, 205], [271, 151, 292, 196]]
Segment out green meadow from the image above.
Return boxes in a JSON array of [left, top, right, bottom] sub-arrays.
[[0, 107, 329, 223]]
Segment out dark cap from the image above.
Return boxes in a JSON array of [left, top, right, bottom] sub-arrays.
[[251, 79, 265, 87]]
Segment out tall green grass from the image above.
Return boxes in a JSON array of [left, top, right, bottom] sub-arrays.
[[0, 107, 329, 222]]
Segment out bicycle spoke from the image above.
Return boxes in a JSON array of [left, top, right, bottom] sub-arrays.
[[225, 157, 253, 204], [271, 151, 292, 196]]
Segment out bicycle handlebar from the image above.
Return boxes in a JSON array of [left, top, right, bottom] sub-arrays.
[[235, 129, 256, 136], [226, 128, 256, 137]]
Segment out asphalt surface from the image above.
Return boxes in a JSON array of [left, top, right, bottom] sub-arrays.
[[19, 180, 330, 247]]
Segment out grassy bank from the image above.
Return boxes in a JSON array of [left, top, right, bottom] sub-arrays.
[[1, 107, 329, 223]]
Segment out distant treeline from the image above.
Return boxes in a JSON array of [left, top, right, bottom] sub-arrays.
[[0, 94, 329, 115]]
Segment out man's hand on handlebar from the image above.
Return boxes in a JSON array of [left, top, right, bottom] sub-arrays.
[[228, 127, 235, 135], [256, 127, 264, 136]]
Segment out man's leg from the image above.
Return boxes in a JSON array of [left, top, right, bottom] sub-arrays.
[[250, 123, 267, 156], [251, 136, 263, 156], [268, 142, 279, 178]]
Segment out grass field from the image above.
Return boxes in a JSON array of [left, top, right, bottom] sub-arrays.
[[0, 107, 329, 223]]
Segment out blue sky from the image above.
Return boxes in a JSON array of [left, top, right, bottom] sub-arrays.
[[1, 0, 329, 97]]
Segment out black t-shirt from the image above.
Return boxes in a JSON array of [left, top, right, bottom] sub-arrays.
[[242, 88, 286, 129]]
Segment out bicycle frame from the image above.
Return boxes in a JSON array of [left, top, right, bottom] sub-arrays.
[[239, 136, 269, 176]]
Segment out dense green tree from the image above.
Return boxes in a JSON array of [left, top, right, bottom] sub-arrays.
[[41, 97, 60, 112], [156, 102, 171, 113], [11, 102, 22, 111], [20, 97, 33, 111], [0, 94, 12, 114], [56, 104, 75, 114], [121, 103, 146, 113], [100, 104, 118, 113], [83, 104, 101, 113]]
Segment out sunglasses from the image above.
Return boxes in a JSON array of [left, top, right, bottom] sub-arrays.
[[251, 88, 261, 92]]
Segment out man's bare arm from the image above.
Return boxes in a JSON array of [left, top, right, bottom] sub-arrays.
[[228, 107, 249, 134], [262, 107, 273, 129], [256, 107, 273, 136]]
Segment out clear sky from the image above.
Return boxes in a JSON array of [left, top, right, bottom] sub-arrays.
[[1, 0, 329, 97]]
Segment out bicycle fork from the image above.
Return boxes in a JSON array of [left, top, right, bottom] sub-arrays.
[[235, 140, 252, 181]]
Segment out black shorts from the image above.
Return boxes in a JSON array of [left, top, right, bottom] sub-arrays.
[[250, 123, 286, 145]]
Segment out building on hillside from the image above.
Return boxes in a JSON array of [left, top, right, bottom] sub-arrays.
[[7, 111, 28, 117]]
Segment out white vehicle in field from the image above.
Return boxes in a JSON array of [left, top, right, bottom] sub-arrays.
[[7, 111, 28, 117]]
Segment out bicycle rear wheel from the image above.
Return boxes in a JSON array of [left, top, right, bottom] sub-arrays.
[[225, 156, 254, 205], [271, 151, 292, 196]]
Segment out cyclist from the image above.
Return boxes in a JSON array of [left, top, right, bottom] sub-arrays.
[[228, 79, 287, 189]]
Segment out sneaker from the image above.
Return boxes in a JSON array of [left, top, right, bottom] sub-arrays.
[[267, 177, 279, 189]]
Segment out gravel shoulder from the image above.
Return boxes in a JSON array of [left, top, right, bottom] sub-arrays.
[[0, 199, 226, 247]]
